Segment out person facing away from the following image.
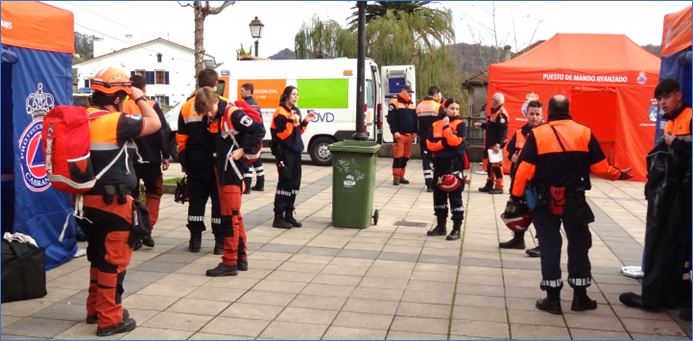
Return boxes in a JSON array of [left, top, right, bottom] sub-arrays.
[[175, 68, 226, 254], [509, 94, 632, 315], [122, 74, 171, 250], [619, 79, 692, 320], [474, 92, 509, 194], [425, 98, 467, 241], [194, 87, 265, 277], [387, 85, 417, 185], [270, 85, 316, 229], [79, 66, 161, 336], [416, 86, 443, 192], [240, 82, 265, 194], [499, 99, 543, 257]]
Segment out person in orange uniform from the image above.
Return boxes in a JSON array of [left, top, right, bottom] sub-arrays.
[[474, 92, 509, 194], [122, 74, 170, 250], [79, 67, 161, 336], [270, 86, 316, 229], [388, 85, 417, 185], [425, 98, 467, 240], [194, 87, 265, 276], [176, 69, 227, 254], [619, 79, 692, 320], [509, 94, 632, 315], [499, 100, 543, 256], [416, 86, 443, 192]]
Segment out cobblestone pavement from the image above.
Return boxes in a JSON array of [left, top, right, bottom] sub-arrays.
[[2, 158, 691, 340]]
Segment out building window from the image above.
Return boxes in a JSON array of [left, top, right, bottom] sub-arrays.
[[155, 95, 169, 106], [131, 69, 145, 78], [84, 79, 90, 88], [157, 53, 162, 63], [154, 71, 170, 84]]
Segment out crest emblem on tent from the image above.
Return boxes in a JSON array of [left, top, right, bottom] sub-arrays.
[[521, 92, 540, 117], [636, 71, 648, 85], [18, 83, 55, 192]]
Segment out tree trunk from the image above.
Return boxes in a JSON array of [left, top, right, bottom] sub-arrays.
[[194, 1, 205, 82]]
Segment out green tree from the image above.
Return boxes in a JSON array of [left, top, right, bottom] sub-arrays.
[[294, 2, 466, 113], [347, 1, 432, 26], [348, 1, 454, 50], [294, 15, 356, 59], [73, 32, 96, 63]]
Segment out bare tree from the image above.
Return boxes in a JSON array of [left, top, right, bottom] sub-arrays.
[[458, 1, 545, 72], [178, 1, 235, 79]]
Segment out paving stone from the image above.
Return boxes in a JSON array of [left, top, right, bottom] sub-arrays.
[[510, 324, 571, 340], [260, 321, 328, 340], [1, 317, 78, 339], [390, 316, 449, 335], [450, 320, 510, 339], [275, 306, 338, 325], [323, 326, 388, 340], [201, 316, 270, 338], [332, 311, 394, 330]]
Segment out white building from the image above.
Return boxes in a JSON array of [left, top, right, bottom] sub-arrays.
[[73, 37, 216, 109]]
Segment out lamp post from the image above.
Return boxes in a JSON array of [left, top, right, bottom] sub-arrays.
[[249, 16, 264, 57]]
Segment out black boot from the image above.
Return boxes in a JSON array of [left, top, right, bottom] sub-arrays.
[[427, 217, 447, 236], [536, 288, 562, 314], [96, 317, 137, 336], [285, 211, 302, 228], [206, 262, 239, 277], [243, 178, 252, 195], [426, 179, 434, 193], [188, 231, 202, 253], [571, 287, 597, 311], [478, 181, 493, 192], [251, 176, 264, 191], [525, 246, 541, 258], [272, 213, 292, 229], [446, 220, 462, 240], [499, 230, 526, 249], [213, 236, 224, 255]]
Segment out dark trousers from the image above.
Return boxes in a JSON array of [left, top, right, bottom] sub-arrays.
[[534, 203, 592, 290], [432, 157, 464, 221], [420, 140, 433, 186], [186, 158, 221, 236], [132, 163, 163, 227], [274, 148, 302, 215]]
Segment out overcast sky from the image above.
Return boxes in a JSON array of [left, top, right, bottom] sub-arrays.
[[49, 1, 689, 63]]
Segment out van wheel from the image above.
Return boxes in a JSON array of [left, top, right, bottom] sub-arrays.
[[309, 137, 335, 166], [168, 136, 180, 163]]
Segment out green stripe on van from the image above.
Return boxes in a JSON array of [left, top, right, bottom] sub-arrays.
[[297, 79, 348, 109]]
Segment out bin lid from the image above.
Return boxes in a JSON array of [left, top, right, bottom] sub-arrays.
[[327, 140, 381, 153]]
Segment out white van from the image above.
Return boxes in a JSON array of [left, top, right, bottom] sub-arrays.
[[217, 58, 414, 166]]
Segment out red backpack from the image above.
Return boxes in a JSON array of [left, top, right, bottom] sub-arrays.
[[42, 105, 125, 193]]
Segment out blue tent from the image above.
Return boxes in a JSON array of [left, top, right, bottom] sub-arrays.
[[1, 1, 77, 270]]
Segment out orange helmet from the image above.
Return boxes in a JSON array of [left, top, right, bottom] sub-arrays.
[[90, 67, 132, 95]]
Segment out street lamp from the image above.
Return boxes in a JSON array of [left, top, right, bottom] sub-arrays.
[[249, 16, 264, 57]]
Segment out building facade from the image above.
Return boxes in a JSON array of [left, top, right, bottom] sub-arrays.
[[73, 38, 215, 110]]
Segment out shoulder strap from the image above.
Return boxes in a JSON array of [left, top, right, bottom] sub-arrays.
[[548, 123, 567, 153]]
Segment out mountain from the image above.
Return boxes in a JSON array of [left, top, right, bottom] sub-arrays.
[[270, 48, 296, 60]]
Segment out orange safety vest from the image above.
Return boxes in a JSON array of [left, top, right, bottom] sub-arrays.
[[426, 119, 465, 152], [664, 107, 692, 137], [415, 99, 440, 118]]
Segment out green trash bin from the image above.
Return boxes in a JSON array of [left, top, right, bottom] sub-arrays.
[[328, 140, 381, 228]]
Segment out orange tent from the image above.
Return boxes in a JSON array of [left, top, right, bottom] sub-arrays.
[[487, 33, 660, 182], [660, 5, 692, 57]]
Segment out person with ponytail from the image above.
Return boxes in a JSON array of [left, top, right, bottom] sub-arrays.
[[425, 98, 467, 241], [270, 86, 315, 228]]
